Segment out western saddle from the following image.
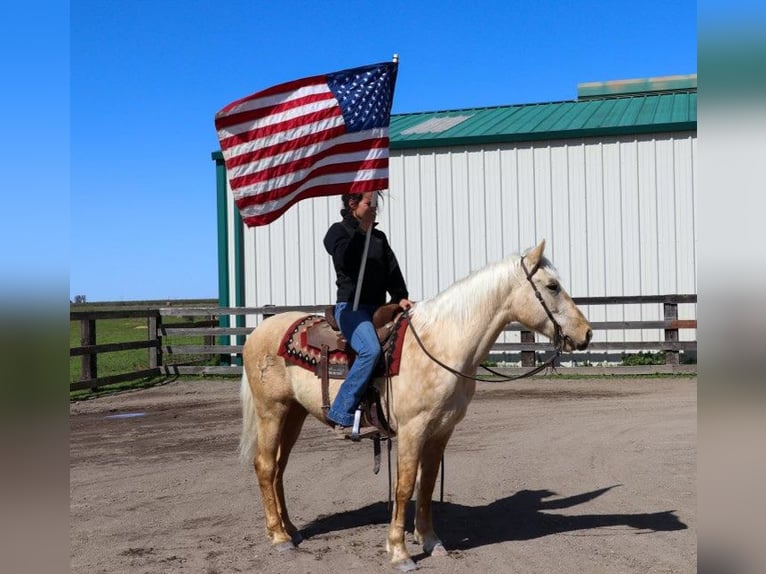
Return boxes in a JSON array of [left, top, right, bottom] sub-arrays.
[[305, 302, 405, 440]]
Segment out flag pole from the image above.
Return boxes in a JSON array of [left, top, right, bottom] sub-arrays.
[[352, 54, 398, 312], [352, 192, 376, 311]]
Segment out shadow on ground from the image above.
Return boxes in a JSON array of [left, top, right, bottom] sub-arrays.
[[301, 485, 687, 550]]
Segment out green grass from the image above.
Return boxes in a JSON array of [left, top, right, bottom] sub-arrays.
[[70, 312, 222, 398], [70, 317, 149, 381]]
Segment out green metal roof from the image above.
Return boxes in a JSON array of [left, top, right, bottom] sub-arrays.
[[390, 90, 696, 150]]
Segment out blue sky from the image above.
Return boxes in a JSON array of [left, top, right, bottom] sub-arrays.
[[65, 0, 696, 302]]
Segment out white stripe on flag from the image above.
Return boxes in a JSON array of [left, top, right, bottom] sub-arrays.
[[226, 127, 389, 180], [231, 146, 389, 199], [221, 115, 346, 162], [217, 95, 338, 139], [220, 83, 329, 117], [238, 168, 389, 217]]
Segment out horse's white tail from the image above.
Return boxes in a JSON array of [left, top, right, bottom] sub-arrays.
[[239, 369, 258, 466]]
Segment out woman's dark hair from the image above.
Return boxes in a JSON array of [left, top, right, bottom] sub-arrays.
[[340, 192, 384, 218], [340, 193, 363, 218]]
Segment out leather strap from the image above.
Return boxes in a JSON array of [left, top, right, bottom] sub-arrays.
[[407, 315, 560, 382], [320, 344, 331, 415], [373, 437, 381, 474]]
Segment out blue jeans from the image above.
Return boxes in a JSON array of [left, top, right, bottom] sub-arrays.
[[326, 302, 381, 427]]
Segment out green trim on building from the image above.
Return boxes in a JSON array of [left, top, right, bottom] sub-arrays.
[[213, 152, 229, 309], [232, 197, 245, 365], [213, 150, 246, 364], [213, 152, 231, 363], [389, 91, 696, 150]]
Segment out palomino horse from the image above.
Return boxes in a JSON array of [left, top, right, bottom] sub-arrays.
[[239, 240, 591, 571]]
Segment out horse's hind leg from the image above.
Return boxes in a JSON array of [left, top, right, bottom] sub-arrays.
[[253, 403, 295, 549], [413, 432, 453, 557], [274, 402, 308, 545]]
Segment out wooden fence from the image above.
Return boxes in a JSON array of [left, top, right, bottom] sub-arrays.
[[70, 294, 696, 392]]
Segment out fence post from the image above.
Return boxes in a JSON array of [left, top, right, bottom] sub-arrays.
[[148, 313, 162, 371], [203, 315, 214, 350], [218, 312, 231, 367], [80, 318, 97, 388], [521, 330, 536, 367], [663, 302, 679, 365]]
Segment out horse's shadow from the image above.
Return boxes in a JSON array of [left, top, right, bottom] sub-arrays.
[[301, 485, 687, 550]]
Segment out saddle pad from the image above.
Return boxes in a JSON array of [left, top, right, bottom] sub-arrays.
[[382, 314, 408, 376], [277, 315, 347, 372], [277, 314, 409, 377]]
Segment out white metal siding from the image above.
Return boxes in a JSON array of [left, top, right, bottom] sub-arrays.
[[236, 132, 697, 346]]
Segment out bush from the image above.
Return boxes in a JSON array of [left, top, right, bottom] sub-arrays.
[[621, 351, 665, 366]]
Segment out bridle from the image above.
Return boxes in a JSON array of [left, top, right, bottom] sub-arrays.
[[406, 256, 567, 382], [519, 256, 573, 351]]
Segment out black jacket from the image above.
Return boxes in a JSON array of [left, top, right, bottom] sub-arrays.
[[323, 215, 409, 306]]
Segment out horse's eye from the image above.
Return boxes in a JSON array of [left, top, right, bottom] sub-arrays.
[[547, 282, 559, 292]]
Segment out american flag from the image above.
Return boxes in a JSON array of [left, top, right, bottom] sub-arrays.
[[215, 62, 398, 227]]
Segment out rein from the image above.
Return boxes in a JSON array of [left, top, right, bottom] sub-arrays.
[[406, 256, 565, 383]]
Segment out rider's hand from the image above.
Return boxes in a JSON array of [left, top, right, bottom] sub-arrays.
[[358, 205, 376, 231]]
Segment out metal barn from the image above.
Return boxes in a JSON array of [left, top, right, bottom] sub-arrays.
[[213, 75, 697, 358]]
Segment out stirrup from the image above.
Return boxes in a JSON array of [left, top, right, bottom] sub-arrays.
[[350, 409, 364, 441]]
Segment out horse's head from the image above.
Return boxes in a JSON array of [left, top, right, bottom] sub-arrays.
[[512, 240, 592, 352]]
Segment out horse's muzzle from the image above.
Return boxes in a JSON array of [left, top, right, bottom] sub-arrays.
[[576, 329, 593, 351]]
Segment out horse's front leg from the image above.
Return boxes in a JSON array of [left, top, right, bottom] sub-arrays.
[[387, 427, 423, 571], [413, 431, 452, 557]]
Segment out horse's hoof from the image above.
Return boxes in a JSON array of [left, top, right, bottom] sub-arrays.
[[291, 532, 303, 545], [428, 543, 448, 557], [274, 541, 296, 553], [395, 558, 417, 572]]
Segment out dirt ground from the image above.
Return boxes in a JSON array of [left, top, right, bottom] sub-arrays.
[[70, 376, 696, 573]]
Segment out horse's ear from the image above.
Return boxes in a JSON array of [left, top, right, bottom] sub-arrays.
[[525, 239, 546, 269]]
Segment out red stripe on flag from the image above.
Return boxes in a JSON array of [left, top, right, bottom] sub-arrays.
[[214, 91, 335, 130], [240, 178, 389, 227], [234, 157, 389, 208], [229, 138, 389, 188], [215, 75, 326, 116], [218, 106, 343, 151], [222, 125, 348, 169]]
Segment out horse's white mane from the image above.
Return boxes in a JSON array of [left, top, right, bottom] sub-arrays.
[[410, 252, 558, 333]]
